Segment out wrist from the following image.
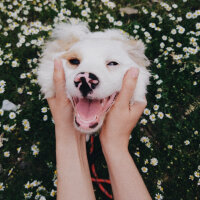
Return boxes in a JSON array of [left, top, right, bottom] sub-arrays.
[[102, 145, 130, 166], [100, 134, 129, 154], [56, 131, 87, 164], [101, 139, 129, 159], [55, 126, 86, 145]]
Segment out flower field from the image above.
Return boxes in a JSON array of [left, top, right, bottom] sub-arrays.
[[0, 0, 199, 199]]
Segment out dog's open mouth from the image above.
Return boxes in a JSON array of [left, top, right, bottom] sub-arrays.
[[72, 92, 117, 131]]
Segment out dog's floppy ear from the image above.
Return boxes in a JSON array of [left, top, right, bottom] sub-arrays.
[[103, 29, 150, 68], [52, 22, 90, 42], [37, 22, 90, 98], [126, 40, 150, 67], [44, 22, 90, 54]]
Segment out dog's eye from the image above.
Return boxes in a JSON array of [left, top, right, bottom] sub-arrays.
[[107, 61, 119, 66], [69, 58, 80, 65]]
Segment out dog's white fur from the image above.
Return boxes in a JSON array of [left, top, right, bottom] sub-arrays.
[[37, 22, 151, 133]]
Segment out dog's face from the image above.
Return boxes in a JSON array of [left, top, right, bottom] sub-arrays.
[[62, 39, 136, 133], [38, 23, 150, 134]]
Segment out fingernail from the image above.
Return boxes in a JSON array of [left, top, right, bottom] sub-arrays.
[[130, 68, 139, 78]]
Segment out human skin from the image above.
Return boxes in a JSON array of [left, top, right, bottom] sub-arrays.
[[48, 59, 151, 200], [47, 59, 95, 200], [100, 68, 152, 200]]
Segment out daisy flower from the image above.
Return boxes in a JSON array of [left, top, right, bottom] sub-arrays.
[[184, 140, 190, 145], [158, 112, 164, 119], [9, 112, 16, 119], [153, 104, 159, 111], [17, 147, 21, 153], [140, 118, 147, 125], [144, 108, 151, 115], [189, 175, 194, 180], [150, 158, 158, 166], [155, 193, 163, 200], [194, 171, 200, 178], [167, 145, 173, 149], [0, 183, 5, 191], [50, 189, 57, 197], [140, 136, 150, 143], [141, 167, 148, 173], [149, 114, 156, 121], [4, 151, 10, 157], [41, 107, 47, 113], [0, 109, 4, 116]]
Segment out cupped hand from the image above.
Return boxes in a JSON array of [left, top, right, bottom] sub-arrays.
[[47, 59, 75, 132], [100, 68, 147, 151]]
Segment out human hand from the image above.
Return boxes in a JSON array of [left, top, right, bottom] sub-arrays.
[[47, 59, 77, 134], [48, 61, 95, 200], [100, 68, 147, 151]]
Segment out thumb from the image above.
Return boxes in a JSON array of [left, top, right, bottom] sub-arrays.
[[115, 68, 139, 109], [53, 59, 67, 101]]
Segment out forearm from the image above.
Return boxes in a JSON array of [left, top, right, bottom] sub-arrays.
[[56, 127, 95, 200], [102, 145, 151, 200]]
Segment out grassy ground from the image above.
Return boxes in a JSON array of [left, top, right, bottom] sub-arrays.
[[0, 0, 199, 199]]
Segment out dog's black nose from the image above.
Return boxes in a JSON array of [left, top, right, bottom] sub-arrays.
[[74, 72, 99, 97]]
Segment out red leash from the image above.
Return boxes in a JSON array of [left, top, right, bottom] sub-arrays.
[[91, 178, 111, 184], [89, 135, 94, 154], [90, 136, 113, 199], [91, 163, 113, 199]]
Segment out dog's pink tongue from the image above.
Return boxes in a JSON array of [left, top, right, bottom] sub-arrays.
[[76, 99, 101, 121]]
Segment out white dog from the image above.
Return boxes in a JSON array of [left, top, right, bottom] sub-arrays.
[[37, 22, 150, 134]]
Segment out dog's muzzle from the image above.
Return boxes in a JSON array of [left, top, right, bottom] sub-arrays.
[[72, 72, 118, 133], [74, 72, 99, 97]]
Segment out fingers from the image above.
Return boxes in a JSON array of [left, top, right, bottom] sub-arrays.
[[115, 68, 139, 110], [47, 97, 55, 110], [53, 59, 67, 101], [130, 100, 147, 121]]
